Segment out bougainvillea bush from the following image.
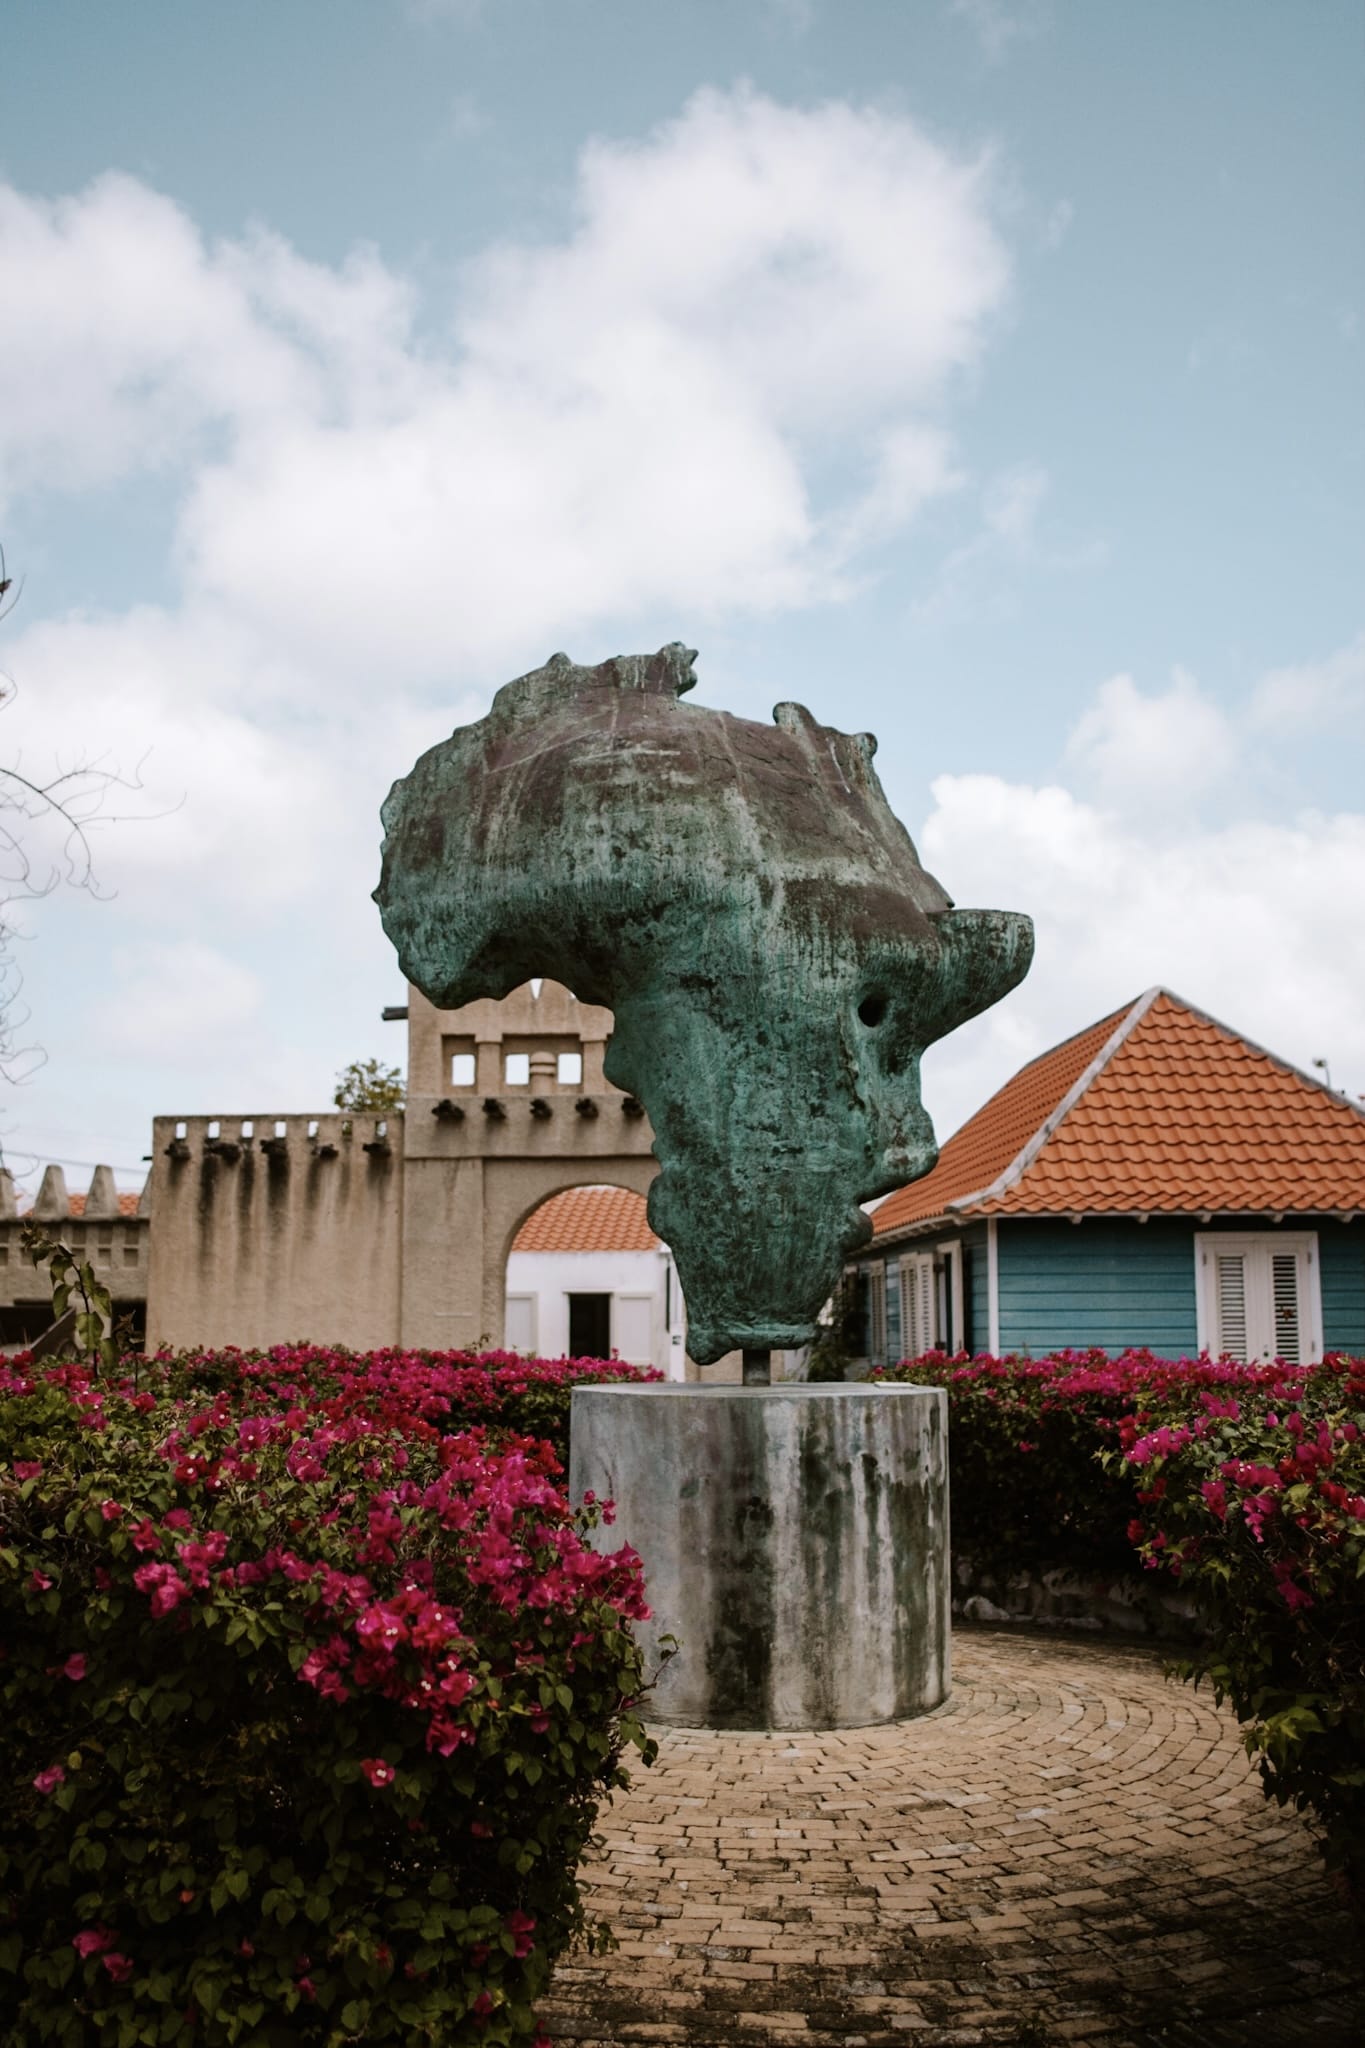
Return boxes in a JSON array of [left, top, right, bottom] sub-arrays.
[[874, 1346, 1273, 1583], [1118, 1353, 1365, 1920], [114, 1344, 659, 1470], [0, 1347, 659, 2046], [879, 1347, 1365, 1919]]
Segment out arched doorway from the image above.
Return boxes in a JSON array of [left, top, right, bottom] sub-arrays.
[[502, 1181, 686, 1379]]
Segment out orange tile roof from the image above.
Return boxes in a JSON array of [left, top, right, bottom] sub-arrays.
[[512, 1184, 660, 1254], [873, 1004, 1131, 1236], [874, 989, 1365, 1238], [67, 1193, 143, 1219], [19, 1192, 144, 1221]]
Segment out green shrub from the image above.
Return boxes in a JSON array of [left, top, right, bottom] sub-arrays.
[[874, 1347, 1181, 1584], [133, 1344, 658, 1470], [0, 1349, 656, 2046], [1118, 1354, 1365, 1923]]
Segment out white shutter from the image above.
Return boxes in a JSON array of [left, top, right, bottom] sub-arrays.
[[1270, 1254, 1301, 1364], [1215, 1254, 1249, 1362], [1196, 1234, 1321, 1364], [899, 1253, 937, 1358], [869, 1266, 887, 1363]]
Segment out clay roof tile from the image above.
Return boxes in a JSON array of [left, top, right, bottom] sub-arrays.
[[873, 988, 1365, 1240], [511, 1184, 660, 1254]]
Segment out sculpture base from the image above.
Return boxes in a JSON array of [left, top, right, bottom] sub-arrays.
[[569, 1383, 950, 1730]]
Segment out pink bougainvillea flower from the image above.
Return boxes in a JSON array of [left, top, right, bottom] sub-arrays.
[[63, 1653, 87, 1681], [99, 1499, 124, 1521], [296, 1976, 316, 2002], [72, 1926, 115, 1957], [29, 1568, 53, 1591], [13, 1460, 42, 1480], [471, 1990, 495, 2018], [102, 1952, 133, 1983], [359, 1757, 396, 1787], [505, 1908, 537, 1958], [33, 1765, 65, 1794]]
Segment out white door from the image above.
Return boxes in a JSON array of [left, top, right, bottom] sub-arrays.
[[1195, 1233, 1321, 1364]]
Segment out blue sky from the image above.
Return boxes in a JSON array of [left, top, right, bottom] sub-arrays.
[[0, 0, 1361, 1199]]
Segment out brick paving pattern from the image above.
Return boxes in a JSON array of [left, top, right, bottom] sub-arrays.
[[544, 1627, 1363, 2048]]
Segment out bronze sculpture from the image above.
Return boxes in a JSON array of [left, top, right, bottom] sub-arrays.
[[376, 644, 1031, 1364]]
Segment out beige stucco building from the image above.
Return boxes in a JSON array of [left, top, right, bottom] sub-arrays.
[[0, 982, 765, 1376], [143, 979, 663, 1354]]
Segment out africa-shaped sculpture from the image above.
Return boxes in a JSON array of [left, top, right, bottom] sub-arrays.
[[375, 644, 1032, 1364]]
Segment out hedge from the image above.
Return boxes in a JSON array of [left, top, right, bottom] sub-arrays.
[[874, 1346, 1265, 1584], [1118, 1353, 1365, 1921], [0, 1346, 659, 2046], [878, 1347, 1365, 1922]]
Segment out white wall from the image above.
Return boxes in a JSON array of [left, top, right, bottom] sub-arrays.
[[504, 1245, 687, 1378]]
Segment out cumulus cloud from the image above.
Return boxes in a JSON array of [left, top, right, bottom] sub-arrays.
[[917, 643, 1365, 1139], [1063, 667, 1236, 809], [0, 91, 1008, 685]]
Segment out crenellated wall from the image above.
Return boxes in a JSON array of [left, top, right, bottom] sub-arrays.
[[0, 1164, 151, 1349], [141, 981, 741, 1373], [145, 1112, 402, 1352]]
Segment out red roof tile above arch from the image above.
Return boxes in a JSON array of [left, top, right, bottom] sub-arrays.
[[512, 1184, 660, 1254], [873, 989, 1365, 1239]]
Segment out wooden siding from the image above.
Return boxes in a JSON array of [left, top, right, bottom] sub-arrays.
[[961, 1223, 988, 1354], [997, 1220, 1198, 1356], [856, 1217, 1364, 1361], [1320, 1225, 1365, 1352]]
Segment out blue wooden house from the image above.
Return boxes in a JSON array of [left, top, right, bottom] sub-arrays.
[[849, 988, 1365, 1368]]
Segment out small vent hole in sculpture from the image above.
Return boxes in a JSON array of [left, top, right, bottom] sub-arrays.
[[858, 994, 888, 1028]]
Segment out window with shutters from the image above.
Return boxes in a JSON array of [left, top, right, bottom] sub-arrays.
[[899, 1252, 937, 1358], [1194, 1233, 1321, 1364]]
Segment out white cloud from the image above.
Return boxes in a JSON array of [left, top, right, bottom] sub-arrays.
[[94, 941, 265, 1063], [0, 91, 1008, 683], [909, 459, 1102, 621], [948, 0, 1049, 63], [1250, 632, 1365, 739], [916, 647, 1365, 1139], [1063, 667, 1235, 809], [0, 606, 340, 912]]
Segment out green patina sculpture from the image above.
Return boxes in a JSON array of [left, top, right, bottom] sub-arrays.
[[375, 644, 1032, 1363]]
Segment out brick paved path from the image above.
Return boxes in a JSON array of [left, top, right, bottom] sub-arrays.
[[544, 1628, 1362, 2048]]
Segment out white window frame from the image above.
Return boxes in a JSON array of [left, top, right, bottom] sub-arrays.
[[1194, 1231, 1322, 1365]]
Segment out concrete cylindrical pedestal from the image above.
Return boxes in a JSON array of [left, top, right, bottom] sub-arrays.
[[569, 1383, 949, 1730]]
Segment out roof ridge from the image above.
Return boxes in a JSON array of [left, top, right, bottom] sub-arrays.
[[943, 988, 1160, 1215]]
